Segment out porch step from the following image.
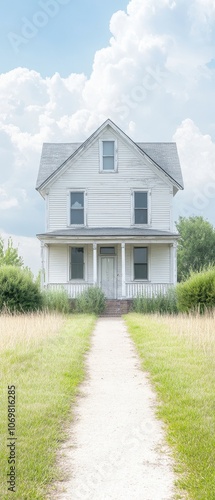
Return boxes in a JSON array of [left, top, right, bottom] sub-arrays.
[[101, 300, 133, 317]]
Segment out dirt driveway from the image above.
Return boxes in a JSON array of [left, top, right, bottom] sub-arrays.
[[49, 318, 177, 500]]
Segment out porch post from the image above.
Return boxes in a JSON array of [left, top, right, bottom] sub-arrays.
[[171, 242, 177, 285], [173, 241, 177, 285], [40, 242, 45, 290], [93, 243, 97, 286], [121, 242, 126, 298], [44, 243, 48, 286]]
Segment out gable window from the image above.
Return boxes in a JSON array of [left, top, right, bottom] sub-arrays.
[[70, 192, 84, 225], [134, 191, 148, 224], [134, 247, 148, 280], [103, 141, 114, 170], [100, 140, 117, 171], [70, 247, 84, 279]]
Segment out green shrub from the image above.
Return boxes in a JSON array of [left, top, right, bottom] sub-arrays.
[[133, 287, 178, 315], [75, 286, 105, 315], [0, 265, 43, 313], [176, 267, 215, 313], [42, 288, 70, 313]]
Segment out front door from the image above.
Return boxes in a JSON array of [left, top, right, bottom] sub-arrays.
[[100, 257, 116, 298]]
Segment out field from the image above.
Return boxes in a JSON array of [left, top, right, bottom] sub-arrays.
[[125, 312, 215, 500], [0, 312, 95, 500]]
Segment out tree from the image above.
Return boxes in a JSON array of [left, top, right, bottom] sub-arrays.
[[176, 216, 215, 282], [0, 236, 24, 268]]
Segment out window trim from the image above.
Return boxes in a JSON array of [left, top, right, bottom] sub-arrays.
[[131, 189, 151, 226], [132, 245, 150, 282], [99, 139, 118, 172], [67, 189, 87, 227], [68, 245, 86, 281], [100, 246, 116, 255]]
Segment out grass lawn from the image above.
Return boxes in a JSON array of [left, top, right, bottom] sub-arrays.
[[125, 312, 215, 500], [0, 312, 95, 500]]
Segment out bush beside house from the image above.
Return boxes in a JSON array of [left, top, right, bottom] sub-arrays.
[[0, 266, 42, 313], [176, 267, 215, 313]]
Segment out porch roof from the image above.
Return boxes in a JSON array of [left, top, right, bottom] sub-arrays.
[[37, 227, 179, 239]]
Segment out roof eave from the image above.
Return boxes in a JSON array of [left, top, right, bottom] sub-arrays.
[[37, 233, 180, 241]]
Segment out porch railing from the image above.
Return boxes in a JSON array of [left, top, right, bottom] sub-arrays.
[[45, 282, 94, 298], [45, 282, 173, 299], [125, 282, 173, 298]]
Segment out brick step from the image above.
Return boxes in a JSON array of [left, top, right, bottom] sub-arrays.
[[101, 300, 133, 317]]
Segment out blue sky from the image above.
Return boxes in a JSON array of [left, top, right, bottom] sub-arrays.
[[1, 0, 128, 77], [0, 0, 215, 273]]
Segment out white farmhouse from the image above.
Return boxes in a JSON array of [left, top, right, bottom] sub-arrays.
[[36, 119, 183, 309]]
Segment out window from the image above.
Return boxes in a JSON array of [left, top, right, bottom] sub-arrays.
[[70, 192, 84, 225], [134, 247, 148, 280], [70, 247, 84, 279], [100, 247, 115, 255], [102, 141, 115, 171], [134, 191, 148, 224]]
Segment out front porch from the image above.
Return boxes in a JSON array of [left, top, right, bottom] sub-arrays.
[[40, 230, 178, 300]]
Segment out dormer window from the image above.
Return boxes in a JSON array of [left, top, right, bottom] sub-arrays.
[[100, 140, 117, 172]]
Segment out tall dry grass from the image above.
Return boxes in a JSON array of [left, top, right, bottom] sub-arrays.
[[158, 311, 215, 358], [0, 312, 65, 352]]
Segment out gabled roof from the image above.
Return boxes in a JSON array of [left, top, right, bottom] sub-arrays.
[[137, 142, 183, 190], [36, 142, 82, 190], [36, 119, 184, 190]]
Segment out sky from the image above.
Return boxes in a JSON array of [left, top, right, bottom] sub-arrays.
[[0, 0, 215, 274]]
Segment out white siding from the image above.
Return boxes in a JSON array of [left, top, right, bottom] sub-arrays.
[[151, 188, 172, 230], [47, 129, 172, 232], [150, 245, 170, 283], [49, 245, 68, 283]]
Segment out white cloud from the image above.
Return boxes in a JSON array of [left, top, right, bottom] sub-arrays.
[[0, 0, 215, 272], [189, 0, 215, 38], [0, 188, 18, 210], [174, 119, 215, 188], [173, 119, 215, 219]]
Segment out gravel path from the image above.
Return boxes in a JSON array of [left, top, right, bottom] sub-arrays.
[[50, 318, 177, 500]]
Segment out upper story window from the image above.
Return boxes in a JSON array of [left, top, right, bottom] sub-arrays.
[[134, 191, 148, 224], [70, 192, 84, 225], [100, 140, 117, 172]]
